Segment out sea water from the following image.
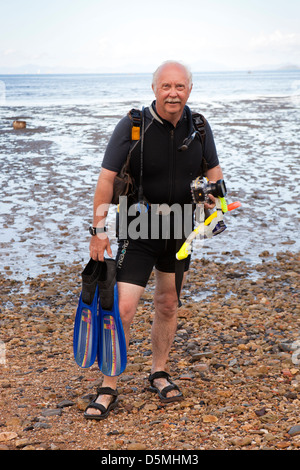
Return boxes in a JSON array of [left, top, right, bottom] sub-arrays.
[[0, 71, 299, 280]]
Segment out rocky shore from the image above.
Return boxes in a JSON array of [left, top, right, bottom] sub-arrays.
[[0, 250, 299, 451]]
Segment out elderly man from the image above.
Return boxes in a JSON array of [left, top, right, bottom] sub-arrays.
[[85, 60, 223, 419]]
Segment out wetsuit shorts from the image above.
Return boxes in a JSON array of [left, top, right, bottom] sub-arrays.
[[116, 236, 190, 287]]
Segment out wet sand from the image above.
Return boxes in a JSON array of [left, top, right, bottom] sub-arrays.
[[0, 250, 299, 450]]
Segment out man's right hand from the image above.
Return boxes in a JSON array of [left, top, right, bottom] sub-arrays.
[[89, 234, 113, 262]]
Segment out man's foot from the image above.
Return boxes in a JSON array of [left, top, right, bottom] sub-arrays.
[[148, 371, 183, 403], [84, 387, 118, 420]]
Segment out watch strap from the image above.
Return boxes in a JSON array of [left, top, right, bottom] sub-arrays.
[[89, 226, 107, 235]]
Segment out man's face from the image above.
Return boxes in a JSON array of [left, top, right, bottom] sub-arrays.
[[152, 63, 192, 124]]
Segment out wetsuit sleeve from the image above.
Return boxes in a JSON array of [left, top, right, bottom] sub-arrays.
[[101, 115, 132, 173], [204, 120, 219, 169]]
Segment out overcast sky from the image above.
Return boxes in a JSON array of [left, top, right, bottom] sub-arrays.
[[1, 0, 300, 73]]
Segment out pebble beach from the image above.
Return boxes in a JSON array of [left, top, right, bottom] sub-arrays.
[[0, 250, 299, 451]]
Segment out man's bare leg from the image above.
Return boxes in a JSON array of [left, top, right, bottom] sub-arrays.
[[85, 282, 144, 416], [150, 269, 186, 399]]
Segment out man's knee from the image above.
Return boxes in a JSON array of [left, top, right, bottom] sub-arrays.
[[154, 291, 178, 319], [118, 282, 144, 326], [118, 297, 137, 326]]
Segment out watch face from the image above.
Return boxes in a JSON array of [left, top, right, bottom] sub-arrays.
[[89, 226, 95, 235]]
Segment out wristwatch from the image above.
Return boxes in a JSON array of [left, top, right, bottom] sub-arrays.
[[89, 226, 107, 236]]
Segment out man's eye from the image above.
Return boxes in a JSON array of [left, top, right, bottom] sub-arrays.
[[162, 84, 170, 90]]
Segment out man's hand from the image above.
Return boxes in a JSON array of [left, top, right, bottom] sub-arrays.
[[89, 233, 113, 262], [204, 194, 216, 210]]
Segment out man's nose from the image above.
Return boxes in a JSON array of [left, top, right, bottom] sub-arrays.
[[169, 87, 178, 96]]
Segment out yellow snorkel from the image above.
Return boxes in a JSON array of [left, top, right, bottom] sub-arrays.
[[176, 178, 241, 260]]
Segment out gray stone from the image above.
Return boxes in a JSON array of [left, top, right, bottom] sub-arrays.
[[288, 425, 300, 437], [41, 408, 62, 417]]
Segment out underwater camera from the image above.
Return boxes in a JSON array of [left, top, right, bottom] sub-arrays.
[[191, 177, 227, 204]]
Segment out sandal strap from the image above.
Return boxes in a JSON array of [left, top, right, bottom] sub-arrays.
[[85, 402, 107, 414], [85, 387, 118, 415], [160, 383, 180, 398], [148, 371, 170, 385], [96, 386, 118, 397]]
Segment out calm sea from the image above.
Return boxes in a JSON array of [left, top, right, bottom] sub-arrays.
[[1, 70, 300, 105], [0, 71, 299, 281]]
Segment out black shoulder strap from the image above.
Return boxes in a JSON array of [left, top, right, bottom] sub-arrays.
[[191, 112, 206, 148], [127, 108, 147, 202], [128, 108, 142, 141], [191, 111, 208, 177]]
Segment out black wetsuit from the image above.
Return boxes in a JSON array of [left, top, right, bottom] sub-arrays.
[[102, 101, 219, 287]]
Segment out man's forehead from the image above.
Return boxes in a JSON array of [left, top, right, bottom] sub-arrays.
[[157, 66, 189, 83]]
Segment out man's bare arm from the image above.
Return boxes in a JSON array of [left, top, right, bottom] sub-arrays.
[[89, 168, 117, 261]]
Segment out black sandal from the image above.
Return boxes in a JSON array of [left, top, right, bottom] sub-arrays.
[[148, 371, 183, 403], [84, 386, 118, 420]]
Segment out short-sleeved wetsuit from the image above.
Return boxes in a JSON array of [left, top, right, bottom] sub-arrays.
[[102, 101, 219, 287]]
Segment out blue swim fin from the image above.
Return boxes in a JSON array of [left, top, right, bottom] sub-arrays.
[[73, 259, 100, 368], [97, 259, 127, 376]]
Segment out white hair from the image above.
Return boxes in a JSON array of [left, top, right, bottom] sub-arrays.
[[152, 60, 193, 92]]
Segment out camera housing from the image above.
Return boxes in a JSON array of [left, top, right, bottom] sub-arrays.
[[191, 177, 227, 204]]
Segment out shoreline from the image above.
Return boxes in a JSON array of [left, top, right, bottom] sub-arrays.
[[0, 250, 299, 450], [1, 93, 299, 283]]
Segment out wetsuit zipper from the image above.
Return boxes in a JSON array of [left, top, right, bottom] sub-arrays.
[[165, 128, 175, 250], [168, 129, 175, 205]]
